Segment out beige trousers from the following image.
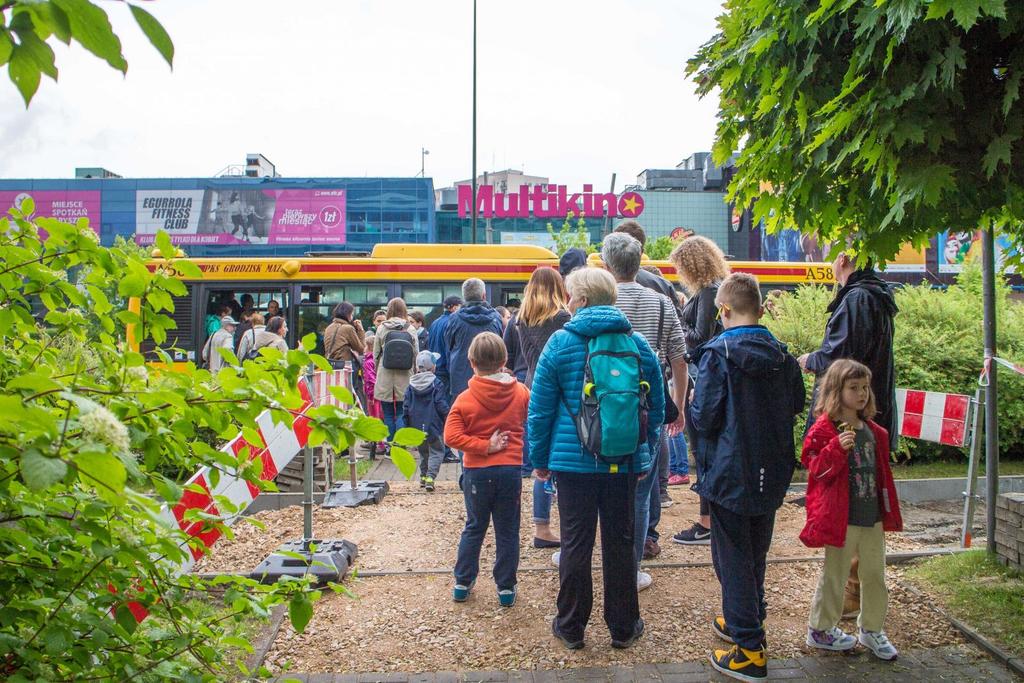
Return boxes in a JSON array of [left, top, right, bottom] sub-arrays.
[[809, 523, 888, 633]]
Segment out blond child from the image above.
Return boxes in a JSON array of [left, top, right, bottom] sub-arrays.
[[800, 359, 903, 660], [444, 332, 529, 607]]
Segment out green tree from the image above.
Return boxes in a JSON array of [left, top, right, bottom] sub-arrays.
[[546, 212, 596, 256], [1, 0, 174, 106], [644, 234, 686, 260], [688, 0, 1024, 261], [0, 206, 416, 680]]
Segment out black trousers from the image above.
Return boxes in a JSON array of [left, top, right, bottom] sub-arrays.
[[709, 501, 776, 650], [555, 471, 639, 642]]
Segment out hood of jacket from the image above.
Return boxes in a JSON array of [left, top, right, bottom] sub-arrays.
[[380, 318, 410, 332], [563, 305, 631, 339], [828, 269, 898, 316], [408, 371, 437, 392], [707, 325, 790, 378], [455, 300, 497, 326], [467, 373, 518, 412]]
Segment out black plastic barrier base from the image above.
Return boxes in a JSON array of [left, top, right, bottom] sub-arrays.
[[321, 480, 389, 508], [252, 538, 358, 585]]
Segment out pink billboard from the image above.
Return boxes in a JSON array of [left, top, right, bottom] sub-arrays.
[[0, 190, 102, 234], [134, 186, 346, 246]]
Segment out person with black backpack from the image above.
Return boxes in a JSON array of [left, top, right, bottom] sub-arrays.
[[372, 297, 419, 441], [528, 266, 665, 651]]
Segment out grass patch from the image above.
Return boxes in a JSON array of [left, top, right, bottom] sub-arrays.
[[333, 452, 374, 481], [906, 550, 1024, 657], [790, 459, 1024, 482]]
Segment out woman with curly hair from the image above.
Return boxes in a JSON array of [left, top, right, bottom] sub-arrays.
[[668, 235, 730, 546]]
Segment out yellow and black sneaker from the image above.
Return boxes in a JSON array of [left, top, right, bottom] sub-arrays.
[[712, 616, 734, 643], [710, 644, 767, 681]]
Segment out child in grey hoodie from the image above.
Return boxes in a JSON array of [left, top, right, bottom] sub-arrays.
[[403, 350, 450, 491]]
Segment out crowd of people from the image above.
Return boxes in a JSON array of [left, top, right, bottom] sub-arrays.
[[200, 221, 903, 681]]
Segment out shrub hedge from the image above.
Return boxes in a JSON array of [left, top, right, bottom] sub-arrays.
[[764, 261, 1024, 461]]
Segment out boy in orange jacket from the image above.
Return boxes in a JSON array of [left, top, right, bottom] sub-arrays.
[[445, 332, 530, 607]]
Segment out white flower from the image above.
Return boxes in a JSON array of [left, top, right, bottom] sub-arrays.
[[79, 405, 130, 454], [127, 366, 148, 383]]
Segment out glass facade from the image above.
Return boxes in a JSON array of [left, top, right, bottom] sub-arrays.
[[436, 189, 732, 251], [0, 176, 435, 257]]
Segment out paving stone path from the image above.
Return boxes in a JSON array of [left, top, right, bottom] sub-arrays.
[[276, 644, 1020, 682]]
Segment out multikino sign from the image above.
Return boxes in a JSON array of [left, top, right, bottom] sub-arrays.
[[458, 184, 644, 219]]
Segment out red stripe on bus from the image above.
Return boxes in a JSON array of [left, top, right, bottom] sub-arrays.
[[300, 263, 539, 274]]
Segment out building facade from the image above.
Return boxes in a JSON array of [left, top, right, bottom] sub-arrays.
[[0, 176, 435, 256]]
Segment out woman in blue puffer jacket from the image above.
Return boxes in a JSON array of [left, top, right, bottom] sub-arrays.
[[528, 266, 664, 651]]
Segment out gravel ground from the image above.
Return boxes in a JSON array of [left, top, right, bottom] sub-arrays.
[[191, 480, 957, 674], [194, 481, 923, 575], [260, 564, 961, 674]]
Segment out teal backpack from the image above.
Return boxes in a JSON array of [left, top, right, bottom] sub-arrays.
[[568, 332, 651, 471]]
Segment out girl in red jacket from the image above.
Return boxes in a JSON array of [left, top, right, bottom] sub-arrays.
[[801, 359, 903, 661]]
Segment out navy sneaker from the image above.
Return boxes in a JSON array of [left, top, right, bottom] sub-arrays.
[[551, 621, 584, 650], [498, 586, 517, 607], [611, 618, 645, 649], [710, 644, 767, 681]]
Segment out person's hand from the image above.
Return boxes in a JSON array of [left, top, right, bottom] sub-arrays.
[[838, 429, 856, 451], [533, 468, 551, 481], [487, 429, 509, 453], [797, 354, 812, 373], [666, 414, 686, 436]]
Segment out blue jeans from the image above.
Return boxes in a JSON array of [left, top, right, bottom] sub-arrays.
[[532, 478, 554, 523], [454, 465, 522, 590], [381, 400, 404, 441], [668, 431, 689, 476], [634, 432, 663, 562]]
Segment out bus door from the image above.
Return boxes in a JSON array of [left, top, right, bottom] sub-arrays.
[[199, 284, 291, 357], [492, 283, 525, 311], [296, 283, 391, 356]]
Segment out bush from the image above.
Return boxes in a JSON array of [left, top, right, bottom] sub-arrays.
[[765, 261, 1024, 462]]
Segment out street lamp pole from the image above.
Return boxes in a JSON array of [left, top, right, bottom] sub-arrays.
[[420, 148, 429, 178], [471, 0, 477, 244]]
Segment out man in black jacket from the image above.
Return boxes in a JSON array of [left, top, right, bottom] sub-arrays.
[[798, 252, 898, 450]]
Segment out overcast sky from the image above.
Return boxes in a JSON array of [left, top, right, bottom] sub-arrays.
[[0, 1, 724, 189]]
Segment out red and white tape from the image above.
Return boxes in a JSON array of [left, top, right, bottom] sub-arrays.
[[123, 369, 352, 622], [980, 355, 1024, 386], [896, 388, 971, 447]]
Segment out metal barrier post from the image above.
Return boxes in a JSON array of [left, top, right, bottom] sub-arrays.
[[302, 365, 314, 546], [961, 389, 985, 547]]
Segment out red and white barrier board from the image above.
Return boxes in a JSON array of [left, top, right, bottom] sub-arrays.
[[896, 388, 971, 447], [123, 371, 353, 621]]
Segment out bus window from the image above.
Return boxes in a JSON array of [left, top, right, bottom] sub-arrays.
[[298, 285, 391, 355], [402, 284, 462, 326]]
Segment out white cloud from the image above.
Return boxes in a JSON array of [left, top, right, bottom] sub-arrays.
[[0, 0, 723, 188]]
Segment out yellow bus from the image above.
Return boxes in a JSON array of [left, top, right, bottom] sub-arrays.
[[144, 243, 834, 364]]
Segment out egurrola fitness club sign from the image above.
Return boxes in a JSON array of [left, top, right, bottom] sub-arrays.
[[458, 184, 645, 219]]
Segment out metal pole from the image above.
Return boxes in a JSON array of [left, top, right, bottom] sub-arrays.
[[303, 365, 315, 546], [961, 389, 984, 548], [471, 0, 478, 245], [982, 224, 999, 553]]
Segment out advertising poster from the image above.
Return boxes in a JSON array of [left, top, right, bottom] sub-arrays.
[[882, 243, 927, 273], [937, 230, 1018, 273], [759, 226, 830, 262], [134, 184, 346, 246], [0, 190, 101, 234]]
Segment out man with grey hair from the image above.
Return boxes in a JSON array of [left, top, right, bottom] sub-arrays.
[[444, 277, 504, 400], [602, 232, 687, 592]]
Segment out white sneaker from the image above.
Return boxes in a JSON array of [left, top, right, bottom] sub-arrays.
[[551, 550, 560, 567], [637, 571, 653, 591], [806, 626, 857, 651], [859, 629, 898, 660]]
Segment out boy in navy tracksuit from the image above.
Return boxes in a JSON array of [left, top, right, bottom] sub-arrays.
[[687, 273, 805, 681], [403, 351, 450, 491]]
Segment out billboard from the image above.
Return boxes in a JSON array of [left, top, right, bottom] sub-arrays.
[[937, 230, 1018, 273], [134, 185, 346, 246], [0, 190, 101, 234], [759, 227, 828, 262]]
